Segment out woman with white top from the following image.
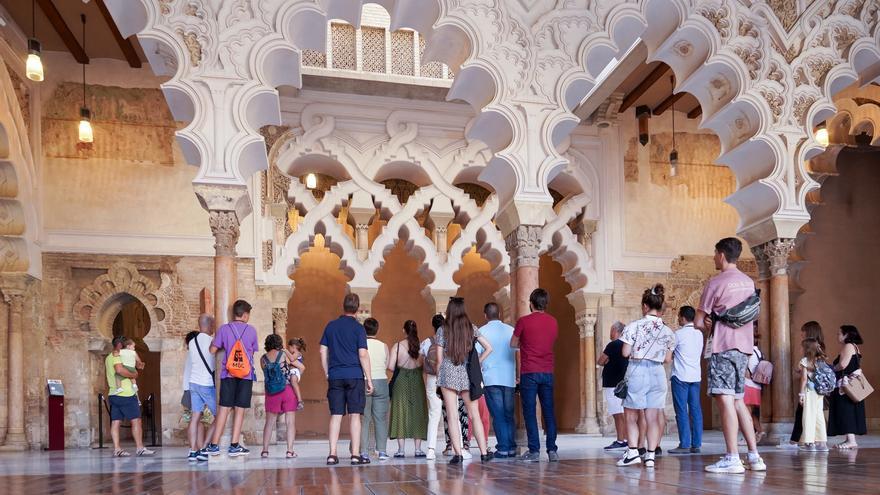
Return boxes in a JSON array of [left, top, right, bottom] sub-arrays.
[[616, 284, 676, 468], [361, 318, 390, 460]]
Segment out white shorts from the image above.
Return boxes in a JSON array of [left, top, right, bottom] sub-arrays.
[[603, 387, 624, 416]]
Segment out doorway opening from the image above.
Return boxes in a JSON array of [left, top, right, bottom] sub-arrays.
[[111, 297, 161, 444]]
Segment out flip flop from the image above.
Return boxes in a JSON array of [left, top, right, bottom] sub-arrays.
[[326, 455, 339, 465], [286, 451, 297, 459], [261, 451, 269, 458]]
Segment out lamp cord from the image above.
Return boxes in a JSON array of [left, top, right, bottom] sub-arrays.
[[81, 14, 86, 108]]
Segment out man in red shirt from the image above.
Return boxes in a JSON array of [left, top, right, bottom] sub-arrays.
[[510, 288, 559, 462]]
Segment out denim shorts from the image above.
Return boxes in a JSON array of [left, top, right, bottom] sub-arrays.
[[622, 360, 668, 410], [189, 383, 217, 415]]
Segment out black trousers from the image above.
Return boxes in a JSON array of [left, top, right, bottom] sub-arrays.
[[790, 403, 804, 442]]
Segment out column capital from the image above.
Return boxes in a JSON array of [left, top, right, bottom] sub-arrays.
[[750, 244, 772, 281], [762, 238, 795, 277], [208, 210, 241, 257], [272, 308, 288, 335], [576, 312, 598, 338], [505, 225, 542, 270]]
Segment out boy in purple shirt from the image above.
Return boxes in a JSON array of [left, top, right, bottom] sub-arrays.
[[197, 300, 259, 460]]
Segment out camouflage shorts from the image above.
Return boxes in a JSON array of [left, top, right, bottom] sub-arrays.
[[708, 349, 749, 398]]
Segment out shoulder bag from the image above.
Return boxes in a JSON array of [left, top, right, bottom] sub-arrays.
[[467, 335, 484, 400], [614, 321, 662, 400]]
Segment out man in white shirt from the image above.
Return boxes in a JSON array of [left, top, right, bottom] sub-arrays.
[[669, 306, 704, 454], [186, 314, 216, 461], [476, 303, 517, 458]]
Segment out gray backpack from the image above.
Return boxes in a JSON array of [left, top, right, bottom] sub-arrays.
[[811, 360, 836, 396]]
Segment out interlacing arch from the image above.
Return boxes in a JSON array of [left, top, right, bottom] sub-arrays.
[[107, 0, 880, 248], [266, 107, 512, 292]]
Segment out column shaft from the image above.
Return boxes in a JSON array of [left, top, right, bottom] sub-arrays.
[[3, 293, 26, 449], [765, 239, 795, 425]]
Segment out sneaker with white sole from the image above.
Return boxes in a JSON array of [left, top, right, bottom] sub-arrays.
[[705, 455, 746, 474], [644, 451, 656, 468], [746, 453, 767, 471], [425, 448, 436, 460], [616, 449, 642, 467]]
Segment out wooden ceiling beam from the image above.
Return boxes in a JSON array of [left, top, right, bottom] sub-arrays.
[[95, 0, 141, 68], [652, 92, 686, 116], [36, 0, 88, 64], [619, 63, 668, 113], [687, 105, 703, 119]]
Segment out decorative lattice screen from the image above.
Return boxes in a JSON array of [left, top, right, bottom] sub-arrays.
[[302, 49, 326, 68], [331, 23, 356, 70], [391, 30, 415, 76], [361, 27, 386, 73], [418, 36, 443, 79]]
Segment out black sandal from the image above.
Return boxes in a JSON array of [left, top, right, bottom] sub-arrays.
[[326, 455, 339, 465], [351, 455, 371, 465]]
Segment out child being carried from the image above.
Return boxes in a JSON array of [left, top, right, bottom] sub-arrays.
[[114, 338, 144, 394], [284, 338, 306, 411]]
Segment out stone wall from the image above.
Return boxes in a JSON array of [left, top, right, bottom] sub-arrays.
[[38, 252, 272, 448], [619, 113, 746, 258]]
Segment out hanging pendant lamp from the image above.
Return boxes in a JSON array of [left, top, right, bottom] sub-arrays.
[[26, 0, 44, 81], [78, 14, 93, 144]]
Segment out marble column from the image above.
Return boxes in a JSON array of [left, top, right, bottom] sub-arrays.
[[505, 225, 542, 319], [209, 210, 240, 326], [575, 312, 600, 434], [751, 246, 773, 425], [195, 184, 251, 327], [764, 238, 796, 427], [504, 225, 542, 454], [1, 278, 28, 450]]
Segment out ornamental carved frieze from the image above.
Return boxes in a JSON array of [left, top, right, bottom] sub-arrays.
[[768, 0, 799, 32], [72, 262, 173, 339]]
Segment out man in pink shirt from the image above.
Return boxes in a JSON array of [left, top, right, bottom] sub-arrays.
[[696, 238, 766, 474]]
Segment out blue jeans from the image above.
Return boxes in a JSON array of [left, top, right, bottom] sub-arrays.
[[484, 385, 516, 454], [520, 373, 557, 453], [671, 376, 703, 448]]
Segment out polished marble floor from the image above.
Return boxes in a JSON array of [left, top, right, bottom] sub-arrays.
[[1, 433, 877, 494]]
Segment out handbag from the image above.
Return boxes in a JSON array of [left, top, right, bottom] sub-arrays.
[[842, 372, 874, 403], [467, 338, 484, 400]]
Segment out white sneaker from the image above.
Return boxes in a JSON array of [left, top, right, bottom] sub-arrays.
[[461, 450, 472, 460], [616, 449, 642, 467], [705, 456, 746, 474], [644, 451, 655, 469], [746, 453, 767, 471], [426, 448, 436, 460]]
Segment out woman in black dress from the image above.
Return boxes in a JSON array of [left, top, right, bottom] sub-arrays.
[[827, 325, 867, 449]]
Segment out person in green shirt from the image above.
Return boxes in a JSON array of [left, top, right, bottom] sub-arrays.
[[105, 335, 154, 457]]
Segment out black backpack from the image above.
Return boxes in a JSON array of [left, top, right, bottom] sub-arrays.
[[713, 289, 761, 329]]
